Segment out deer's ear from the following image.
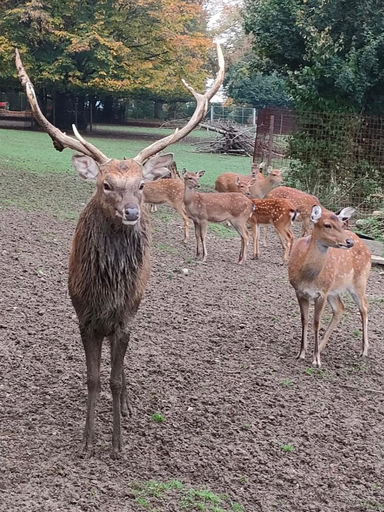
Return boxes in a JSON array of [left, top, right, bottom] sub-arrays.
[[182, 168, 188, 176], [337, 206, 355, 222], [235, 176, 240, 185], [311, 205, 322, 223], [72, 155, 100, 182], [197, 170, 205, 178], [248, 178, 257, 186], [142, 153, 173, 182]]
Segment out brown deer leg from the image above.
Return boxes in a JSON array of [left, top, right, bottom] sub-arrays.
[[319, 295, 344, 353], [120, 339, 133, 417], [231, 221, 249, 264], [200, 221, 208, 262], [313, 295, 326, 367], [81, 328, 103, 456], [109, 331, 129, 457], [262, 226, 268, 246], [193, 221, 201, 257], [297, 294, 309, 360], [275, 229, 288, 262], [350, 284, 369, 357], [176, 204, 189, 243]]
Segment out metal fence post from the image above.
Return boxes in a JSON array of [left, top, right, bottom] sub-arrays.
[[267, 115, 275, 167]]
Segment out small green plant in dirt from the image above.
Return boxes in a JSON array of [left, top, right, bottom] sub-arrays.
[[155, 242, 179, 255], [130, 480, 244, 512], [357, 501, 384, 511], [151, 413, 164, 423], [303, 367, 329, 379], [208, 223, 237, 239], [353, 329, 361, 337], [281, 378, 293, 387], [282, 444, 293, 452]]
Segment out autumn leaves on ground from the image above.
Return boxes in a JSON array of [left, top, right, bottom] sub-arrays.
[[1, 129, 384, 512]]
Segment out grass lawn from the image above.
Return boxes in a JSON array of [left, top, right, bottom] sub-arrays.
[[0, 127, 253, 187]]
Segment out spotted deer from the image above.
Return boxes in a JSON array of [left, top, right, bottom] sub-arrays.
[[266, 186, 321, 237], [183, 170, 254, 264], [214, 164, 283, 198], [248, 198, 298, 262], [15, 45, 224, 456], [143, 178, 189, 242], [288, 206, 371, 367]]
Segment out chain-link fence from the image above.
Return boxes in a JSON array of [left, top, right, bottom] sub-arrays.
[[254, 108, 384, 214], [207, 105, 257, 126]]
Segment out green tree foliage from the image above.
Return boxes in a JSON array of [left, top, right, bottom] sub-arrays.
[[0, 0, 210, 126], [243, 0, 384, 113], [209, 0, 291, 109], [225, 55, 292, 109]]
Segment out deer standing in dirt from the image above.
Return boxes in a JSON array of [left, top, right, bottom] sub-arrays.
[[143, 178, 189, 242], [183, 170, 254, 264], [288, 206, 371, 367], [16, 44, 224, 457], [248, 198, 298, 262], [215, 164, 283, 198]]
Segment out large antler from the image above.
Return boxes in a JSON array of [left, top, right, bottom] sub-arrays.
[[15, 49, 109, 165], [133, 43, 225, 164]]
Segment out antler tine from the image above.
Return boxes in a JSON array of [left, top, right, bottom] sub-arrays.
[[15, 49, 109, 164], [134, 42, 225, 164]]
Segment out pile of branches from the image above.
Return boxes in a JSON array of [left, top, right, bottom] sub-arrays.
[[193, 121, 255, 156]]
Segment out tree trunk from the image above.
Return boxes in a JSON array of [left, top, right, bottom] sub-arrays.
[[154, 99, 163, 119], [54, 92, 87, 130]]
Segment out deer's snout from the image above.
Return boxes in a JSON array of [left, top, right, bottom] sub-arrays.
[[345, 238, 354, 249], [123, 205, 140, 223]]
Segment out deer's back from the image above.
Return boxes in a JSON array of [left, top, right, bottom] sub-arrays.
[[68, 199, 150, 334], [268, 186, 320, 214], [143, 178, 184, 205], [186, 191, 253, 222], [251, 198, 296, 224]]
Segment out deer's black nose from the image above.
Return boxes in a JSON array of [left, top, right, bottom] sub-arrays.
[[345, 238, 354, 248], [124, 207, 140, 221]]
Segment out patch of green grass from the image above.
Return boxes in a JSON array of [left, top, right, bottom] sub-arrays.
[[353, 329, 361, 337], [130, 480, 244, 512], [151, 413, 164, 423], [0, 127, 252, 187], [357, 501, 384, 511], [282, 444, 293, 452], [155, 242, 179, 255], [281, 378, 293, 387], [208, 223, 238, 239], [303, 368, 315, 375]]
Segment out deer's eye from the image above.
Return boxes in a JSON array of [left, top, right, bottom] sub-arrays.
[[139, 181, 145, 190], [103, 181, 112, 192], [324, 223, 332, 229]]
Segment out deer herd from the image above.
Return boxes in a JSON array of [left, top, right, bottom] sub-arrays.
[[15, 44, 372, 456]]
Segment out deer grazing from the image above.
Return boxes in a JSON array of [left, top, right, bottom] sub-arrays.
[[214, 164, 283, 199], [143, 178, 189, 242], [183, 170, 254, 264], [16, 44, 224, 457], [248, 198, 298, 262], [288, 206, 371, 367]]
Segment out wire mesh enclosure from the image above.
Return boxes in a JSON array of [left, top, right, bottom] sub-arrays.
[[254, 108, 384, 214]]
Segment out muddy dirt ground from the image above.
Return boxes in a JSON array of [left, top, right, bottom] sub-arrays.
[[1, 169, 384, 512]]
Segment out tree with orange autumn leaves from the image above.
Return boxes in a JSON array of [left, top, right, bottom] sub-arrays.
[[0, 0, 211, 126]]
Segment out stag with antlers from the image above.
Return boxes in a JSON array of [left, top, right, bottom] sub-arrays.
[[15, 45, 224, 457]]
